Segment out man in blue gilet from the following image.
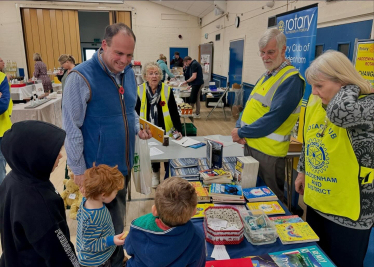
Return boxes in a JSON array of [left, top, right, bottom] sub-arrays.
[[63, 23, 151, 267]]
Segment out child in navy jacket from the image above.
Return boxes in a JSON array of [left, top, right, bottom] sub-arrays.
[[125, 177, 206, 267]]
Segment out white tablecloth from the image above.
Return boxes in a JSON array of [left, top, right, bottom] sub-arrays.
[[11, 85, 33, 99], [11, 95, 62, 128]]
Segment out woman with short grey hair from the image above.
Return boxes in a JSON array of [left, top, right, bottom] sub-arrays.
[[136, 62, 182, 188]]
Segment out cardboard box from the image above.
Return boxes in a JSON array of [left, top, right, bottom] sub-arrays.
[[288, 137, 302, 152]]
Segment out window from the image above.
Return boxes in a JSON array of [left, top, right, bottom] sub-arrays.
[[315, 45, 324, 58], [83, 48, 98, 61], [338, 43, 350, 58], [216, 34, 221, 41]]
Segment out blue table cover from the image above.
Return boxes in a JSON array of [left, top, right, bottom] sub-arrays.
[[192, 201, 319, 261]]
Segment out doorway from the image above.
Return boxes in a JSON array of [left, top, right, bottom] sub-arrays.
[[169, 47, 188, 68], [228, 39, 244, 86]]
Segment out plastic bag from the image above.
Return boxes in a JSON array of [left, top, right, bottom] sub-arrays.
[[131, 136, 152, 195]]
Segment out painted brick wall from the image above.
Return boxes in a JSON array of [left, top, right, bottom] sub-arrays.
[[201, 0, 374, 85], [0, 1, 201, 77]]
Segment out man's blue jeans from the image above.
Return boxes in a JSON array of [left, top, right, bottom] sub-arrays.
[[0, 137, 6, 184]]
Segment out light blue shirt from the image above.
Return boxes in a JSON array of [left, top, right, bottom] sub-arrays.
[[62, 53, 140, 175]]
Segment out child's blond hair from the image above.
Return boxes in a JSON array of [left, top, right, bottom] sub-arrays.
[[83, 163, 124, 199], [155, 177, 197, 227]]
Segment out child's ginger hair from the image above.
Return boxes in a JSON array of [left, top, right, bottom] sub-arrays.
[[83, 163, 124, 199]]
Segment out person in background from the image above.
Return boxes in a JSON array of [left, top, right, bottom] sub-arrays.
[[157, 55, 175, 83], [183, 60, 191, 83], [0, 57, 13, 185], [231, 28, 305, 202], [77, 164, 125, 267], [0, 121, 79, 267], [295, 50, 374, 267], [135, 62, 182, 188], [63, 23, 151, 267], [33, 53, 53, 93], [124, 177, 206, 267], [181, 56, 204, 118], [58, 54, 76, 93], [170, 51, 183, 68]]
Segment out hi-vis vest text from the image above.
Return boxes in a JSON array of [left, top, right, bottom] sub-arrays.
[[240, 66, 305, 157], [303, 95, 374, 221], [0, 72, 12, 137], [137, 83, 175, 136]]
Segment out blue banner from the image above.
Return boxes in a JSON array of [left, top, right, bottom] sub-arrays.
[[277, 5, 318, 106]]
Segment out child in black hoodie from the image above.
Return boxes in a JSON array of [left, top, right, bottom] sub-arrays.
[[0, 121, 79, 267]]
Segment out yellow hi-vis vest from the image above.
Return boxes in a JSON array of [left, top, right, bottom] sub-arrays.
[[0, 72, 13, 137], [240, 66, 305, 157], [303, 95, 374, 221], [137, 82, 175, 136]]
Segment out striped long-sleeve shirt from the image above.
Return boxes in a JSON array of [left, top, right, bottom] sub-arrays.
[[77, 198, 116, 266]]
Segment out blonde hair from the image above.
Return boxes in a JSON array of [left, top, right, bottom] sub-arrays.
[[58, 54, 76, 65], [159, 55, 167, 61], [142, 62, 163, 82], [155, 177, 197, 227], [306, 50, 372, 95], [258, 28, 286, 50], [83, 163, 124, 199], [33, 53, 42, 62]]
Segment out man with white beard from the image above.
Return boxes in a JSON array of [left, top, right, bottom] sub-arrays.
[[231, 28, 305, 202]]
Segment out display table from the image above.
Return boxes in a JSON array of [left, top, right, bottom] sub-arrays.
[[52, 83, 62, 93], [11, 84, 34, 99], [11, 95, 62, 128], [148, 135, 301, 210], [192, 201, 319, 261], [146, 136, 323, 262]]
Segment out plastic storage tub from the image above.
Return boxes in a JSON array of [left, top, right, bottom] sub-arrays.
[[240, 209, 278, 245]]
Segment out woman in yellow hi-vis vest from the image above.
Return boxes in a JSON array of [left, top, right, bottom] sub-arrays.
[[135, 62, 182, 188], [0, 57, 13, 184], [295, 50, 374, 267]]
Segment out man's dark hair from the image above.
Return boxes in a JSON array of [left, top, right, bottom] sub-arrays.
[[183, 56, 192, 62], [103, 23, 136, 46], [174, 51, 180, 56]]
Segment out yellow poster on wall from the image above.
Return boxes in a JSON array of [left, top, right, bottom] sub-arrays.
[[354, 42, 374, 88]]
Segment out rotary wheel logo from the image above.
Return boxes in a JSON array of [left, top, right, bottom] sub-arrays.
[[306, 138, 329, 173], [278, 21, 285, 33]]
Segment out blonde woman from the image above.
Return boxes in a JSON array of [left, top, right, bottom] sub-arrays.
[[135, 62, 182, 188], [157, 55, 175, 82], [58, 54, 76, 92], [295, 50, 374, 267], [33, 53, 53, 93]]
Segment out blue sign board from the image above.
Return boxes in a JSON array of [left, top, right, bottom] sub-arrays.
[[277, 5, 318, 106]]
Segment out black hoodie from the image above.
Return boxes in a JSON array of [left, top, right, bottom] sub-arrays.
[[0, 121, 79, 267]]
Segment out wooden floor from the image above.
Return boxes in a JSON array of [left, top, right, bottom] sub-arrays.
[[1, 103, 239, 253]]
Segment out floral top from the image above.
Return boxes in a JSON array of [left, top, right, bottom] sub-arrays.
[[297, 85, 374, 229], [34, 61, 52, 93]]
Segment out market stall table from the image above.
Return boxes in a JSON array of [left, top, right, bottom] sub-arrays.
[[192, 201, 324, 261], [10, 95, 62, 128], [146, 136, 324, 262]]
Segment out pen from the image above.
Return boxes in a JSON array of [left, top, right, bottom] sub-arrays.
[[181, 138, 188, 145]]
